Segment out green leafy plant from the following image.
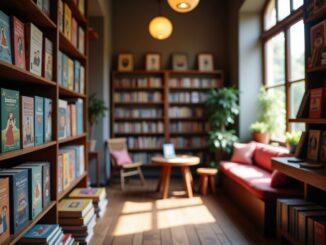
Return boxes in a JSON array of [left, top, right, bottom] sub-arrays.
[[88, 93, 108, 139], [250, 122, 268, 134], [205, 87, 239, 155], [285, 131, 301, 146]]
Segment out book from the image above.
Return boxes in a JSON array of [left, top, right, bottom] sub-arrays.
[[14, 164, 43, 219], [62, 53, 68, 87], [20, 224, 60, 243], [295, 132, 307, 159], [76, 99, 83, 134], [78, 27, 85, 54], [43, 38, 53, 80], [58, 199, 93, 218], [40, 162, 51, 208], [21, 96, 34, 148], [310, 20, 326, 55], [58, 51, 63, 85], [62, 151, 70, 189], [68, 148, 75, 183], [11, 16, 26, 69], [42, 0, 50, 17], [62, 233, 74, 245], [67, 57, 74, 90], [58, 99, 67, 139], [74, 60, 80, 93], [43, 98, 52, 143], [69, 188, 106, 202], [63, 3, 72, 41], [35, 0, 43, 9], [78, 0, 85, 16], [297, 90, 309, 118], [58, 154, 63, 193], [308, 216, 326, 245], [70, 104, 76, 136], [1, 88, 21, 153], [319, 131, 326, 162], [80, 65, 85, 94], [58, 0, 64, 33], [59, 207, 95, 226], [309, 88, 324, 118], [307, 130, 321, 161], [25, 23, 43, 76], [0, 169, 29, 234], [315, 220, 326, 245], [0, 10, 13, 64], [0, 178, 10, 243], [66, 105, 71, 137], [298, 210, 326, 244], [72, 18, 77, 47], [34, 96, 44, 145]]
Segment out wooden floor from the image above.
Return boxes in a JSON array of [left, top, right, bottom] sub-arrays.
[[90, 179, 278, 245]]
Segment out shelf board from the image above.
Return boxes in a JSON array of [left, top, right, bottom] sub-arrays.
[[305, 7, 326, 24], [59, 33, 86, 61], [169, 102, 205, 106], [114, 87, 163, 91], [170, 132, 207, 136], [289, 118, 326, 124], [0, 141, 56, 162], [170, 118, 207, 121], [115, 102, 164, 106], [59, 85, 86, 98], [169, 87, 216, 91], [114, 132, 164, 136], [58, 172, 87, 201], [114, 117, 164, 122], [7, 201, 56, 245], [307, 64, 326, 73], [272, 157, 326, 192], [58, 133, 87, 145], [0, 60, 56, 87], [129, 148, 163, 152], [0, 0, 56, 29], [64, 0, 87, 25], [167, 70, 223, 76], [114, 71, 165, 76]]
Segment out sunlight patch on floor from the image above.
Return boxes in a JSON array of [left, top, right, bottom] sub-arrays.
[[112, 212, 152, 236], [155, 196, 203, 210], [121, 201, 153, 214]]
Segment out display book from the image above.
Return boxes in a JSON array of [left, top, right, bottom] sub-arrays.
[[58, 198, 96, 244]]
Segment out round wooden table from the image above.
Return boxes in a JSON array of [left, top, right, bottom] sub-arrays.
[[152, 155, 200, 199]]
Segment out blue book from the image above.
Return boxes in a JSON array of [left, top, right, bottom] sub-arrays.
[[34, 96, 44, 145], [0, 10, 12, 64], [62, 54, 68, 87], [14, 164, 43, 219], [74, 61, 80, 93], [31, 162, 50, 208], [58, 100, 67, 139], [58, 51, 62, 85], [21, 224, 60, 243], [76, 99, 83, 135], [44, 98, 52, 143], [0, 169, 29, 234]]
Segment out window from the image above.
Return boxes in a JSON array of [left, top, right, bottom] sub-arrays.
[[263, 0, 304, 141]]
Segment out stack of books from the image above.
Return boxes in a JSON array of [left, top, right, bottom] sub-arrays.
[[69, 187, 108, 217], [18, 224, 64, 244], [58, 199, 96, 244]]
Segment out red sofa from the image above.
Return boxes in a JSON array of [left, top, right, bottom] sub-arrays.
[[219, 142, 303, 236]]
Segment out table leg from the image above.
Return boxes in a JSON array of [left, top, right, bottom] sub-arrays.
[[162, 166, 172, 199], [181, 166, 193, 198], [156, 166, 166, 192]]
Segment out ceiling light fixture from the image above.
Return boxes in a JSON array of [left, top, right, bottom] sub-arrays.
[[167, 0, 200, 13], [149, 0, 173, 40]]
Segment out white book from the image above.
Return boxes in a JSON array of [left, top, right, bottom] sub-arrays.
[[26, 23, 43, 76]]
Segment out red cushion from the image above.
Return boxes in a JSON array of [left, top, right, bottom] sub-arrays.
[[220, 161, 302, 200], [270, 170, 290, 188], [110, 149, 132, 166], [253, 142, 289, 172], [231, 142, 256, 165]]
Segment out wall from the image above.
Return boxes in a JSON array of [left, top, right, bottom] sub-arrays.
[[112, 0, 228, 72]]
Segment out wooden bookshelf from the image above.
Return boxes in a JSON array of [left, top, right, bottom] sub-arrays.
[[0, 0, 89, 244], [111, 70, 223, 165]]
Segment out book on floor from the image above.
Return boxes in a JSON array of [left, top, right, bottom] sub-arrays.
[[34, 96, 44, 145], [58, 199, 93, 218], [69, 188, 106, 202], [59, 207, 95, 226], [0, 10, 13, 64], [25, 23, 43, 76], [0, 178, 10, 243], [21, 96, 34, 148], [44, 98, 52, 143], [11, 16, 26, 69]]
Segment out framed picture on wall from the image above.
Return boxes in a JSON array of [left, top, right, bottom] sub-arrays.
[[145, 53, 161, 71], [198, 53, 214, 71], [118, 53, 134, 71], [172, 53, 188, 71]]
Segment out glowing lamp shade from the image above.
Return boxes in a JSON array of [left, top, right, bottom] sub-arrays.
[[167, 0, 200, 13], [149, 16, 173, 40]]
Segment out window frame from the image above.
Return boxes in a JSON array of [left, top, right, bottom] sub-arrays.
[[261, 0, 304, 141]]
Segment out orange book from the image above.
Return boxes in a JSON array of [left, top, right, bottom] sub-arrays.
[[309, 88, 324, 118], [0, 178, 10, 244]]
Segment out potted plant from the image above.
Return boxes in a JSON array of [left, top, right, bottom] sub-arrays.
[[285, 131, 301, 154], [88, 93, 108, 151], [205, 87, 239, 165], [250, 121, 269, 144]]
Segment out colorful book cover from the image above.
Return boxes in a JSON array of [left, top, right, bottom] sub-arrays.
[[69, 188, 106, 202], [1, 88, 20, 153], [70, 104, 76, 136], [42, 0, 50, 17], [0, 169, 29, 234], [44, 98, 52, 143], [25, 23, 43, 76], [66, 105, 71, 137], [74, 60, 80, 93], [58, 199, 93, 218], [72, 18, 77, 47], [80, 65, 85, 94], [0, 10, 13, 64], [78, 145, 85, 176], [11, 16, 26, 69], [63, 3, 72, 41], [58, 100, 67, 139], [34, 96, 44, 145], [62, 53, 68, 87], [58, 154, 63, 193], [74, 146, 80, 178], [35, 0, 43, 9], [307, 130, 321, 161], [40, 162, 51, 207], [58, 51, 63, 85], [68, 148, 76, 183], [62, 151, 70, 189], [78, 27, 85, 54], [43, 38, 53, 80], [76, 99, 83, 134], [309, 88, 324, 118], [310, 20, 326, 53], [21, 96, 34, 148], [15, 164, 43, 219], [67, 57, 74, 90], [21, 224, 60, 242], [78, 0, 85, 16], [58, 0, 64, 33], [0, 178, 10, 243]]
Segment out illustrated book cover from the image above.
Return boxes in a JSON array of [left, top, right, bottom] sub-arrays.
[[11, 16, 26, 69], [21, 96, 34, 148], [0, 10, 13, 64], [34, 96, 44, 145]]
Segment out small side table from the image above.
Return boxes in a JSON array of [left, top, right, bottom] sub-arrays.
[[196, 168, 218, 195], [88, 151, 101, 187]]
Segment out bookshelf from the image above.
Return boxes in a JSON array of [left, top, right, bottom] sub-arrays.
[[111, 70, 224, 165], [0, 0, 88, 244], [272, 1, 326, 244]]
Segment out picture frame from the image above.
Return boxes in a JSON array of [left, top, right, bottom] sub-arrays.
[[118, 53, 134, 71], [172, 53, 188, 71], [198, 53, 214, 71], [310, 20, 326, 53], [145, 53, 161, 71]]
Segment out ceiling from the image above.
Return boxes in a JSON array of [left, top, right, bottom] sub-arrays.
[[240, 0, 265, 13]]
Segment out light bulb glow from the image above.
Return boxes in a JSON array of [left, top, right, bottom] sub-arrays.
[[177, 2, 190, 9], [168, 0, 200, 13], [149, 16, 173, 40]]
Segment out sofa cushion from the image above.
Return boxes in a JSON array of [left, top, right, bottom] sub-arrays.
[[270, 170, 290, 188], [253, 143, 289, 172], [220, 161, 302, 200], [110, 149, 132, 166], [231, 142, 256, 165]]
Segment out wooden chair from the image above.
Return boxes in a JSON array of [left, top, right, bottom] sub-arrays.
[[107, 138, 146, 190]]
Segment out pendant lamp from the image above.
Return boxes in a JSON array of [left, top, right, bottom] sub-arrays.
[[167, 0, 200, 13], [149, 0, 173, 40]]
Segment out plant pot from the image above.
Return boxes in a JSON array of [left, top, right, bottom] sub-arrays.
[[252, 132, 270, 144], [288, 144, 297, 154], [89, 140, 96, 152]]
